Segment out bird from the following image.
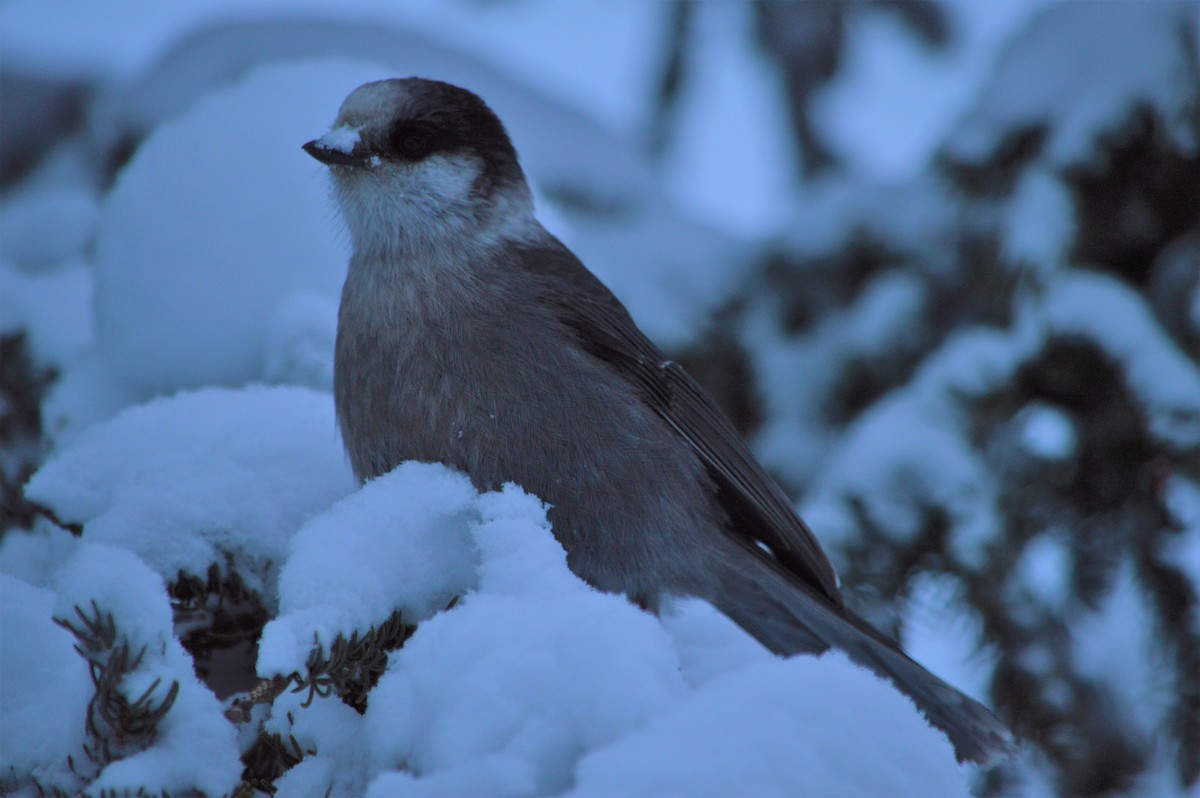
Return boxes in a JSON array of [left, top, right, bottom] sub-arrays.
[[303, 77, 1012, 765]]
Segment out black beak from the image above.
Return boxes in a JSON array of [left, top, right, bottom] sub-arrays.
[[303, 139, 367, 167]]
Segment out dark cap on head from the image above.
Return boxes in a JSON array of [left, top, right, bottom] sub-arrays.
[[304, 78, 524, 193]]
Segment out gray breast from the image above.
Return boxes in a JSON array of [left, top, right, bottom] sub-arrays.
[[333, 252, 725, 600]]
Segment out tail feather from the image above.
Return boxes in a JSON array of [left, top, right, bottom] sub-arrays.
[[710, 552, 1014, 765]]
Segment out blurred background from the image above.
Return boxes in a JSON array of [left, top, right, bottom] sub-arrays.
[[2, 1, 1198, 796]]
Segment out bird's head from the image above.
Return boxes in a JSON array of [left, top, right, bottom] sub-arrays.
[[305, 78, 534, 255]]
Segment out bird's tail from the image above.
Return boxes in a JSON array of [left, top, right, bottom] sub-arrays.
[[709, 551, 1014, 765]]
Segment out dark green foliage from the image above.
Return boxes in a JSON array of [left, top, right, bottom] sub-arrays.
[[236, 729, 306, 795], [169, 564, 270, 700], [221, 609, 419, 792], [292, 608, 418, 713], [1066, 107, 1200, 286], [0, 332, 56, 533]]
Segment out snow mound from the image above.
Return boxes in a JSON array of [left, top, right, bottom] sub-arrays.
[[25, 385, 356, 599], [569, 653, 968, 798], [92, 58, 386, 396], [359, 485, 686, 797], [258, 462, 480, 676], [258, 477, 972, 797], [0, 575, 90, 793]]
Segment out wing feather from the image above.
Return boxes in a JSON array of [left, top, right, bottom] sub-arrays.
[[518, 239, 842, 604]]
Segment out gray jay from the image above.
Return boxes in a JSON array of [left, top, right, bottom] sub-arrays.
[[304, 77, 1012, 764]]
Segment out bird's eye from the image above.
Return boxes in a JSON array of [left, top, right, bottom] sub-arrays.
[[400, 134, 428, 157]]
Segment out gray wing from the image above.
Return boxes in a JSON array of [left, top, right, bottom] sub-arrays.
[[517, 238, 843, 605]]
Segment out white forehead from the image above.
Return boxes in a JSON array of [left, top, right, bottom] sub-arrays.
[[334, 80, 407, 128]]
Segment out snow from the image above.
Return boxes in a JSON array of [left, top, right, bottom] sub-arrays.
[[256, 478, 972, 797], [656, 2, 796, 237], [808, 267, 1200, 573], [0, 259, 94, 365], [948, 0, 1199, 166], [1002, 168, 1073, 271], [815, 0, 1060, 182], [15, 1, 1184, 794], [805, 376, 1001, 567], [25, 386, 356, 600], [1034, 270, 1200, 449], [657, 597, 772, 688], [749, 268, 929, 487], [51, 544, 243, 796], [1070, 561, 1169, 743], [319, 125, 361, 153], [1014, 402, 1076, 462], [259, 463, 479, 676], [40, 351, 140, 447], [1014, 531, 1072, 610], [0, 575, 90, 792], [0, 521, 80, 589], [50, 16, 744, 413], [92, 58, 383, 397], [1162, 477, 1200, 599], [263, 291, 339, 390], [0, 184, 100, 267], [568, 654, 968, 798], [903, 574, 996, 709]]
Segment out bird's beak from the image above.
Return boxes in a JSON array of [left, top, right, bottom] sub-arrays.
[[303, 139, 368, 168]]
